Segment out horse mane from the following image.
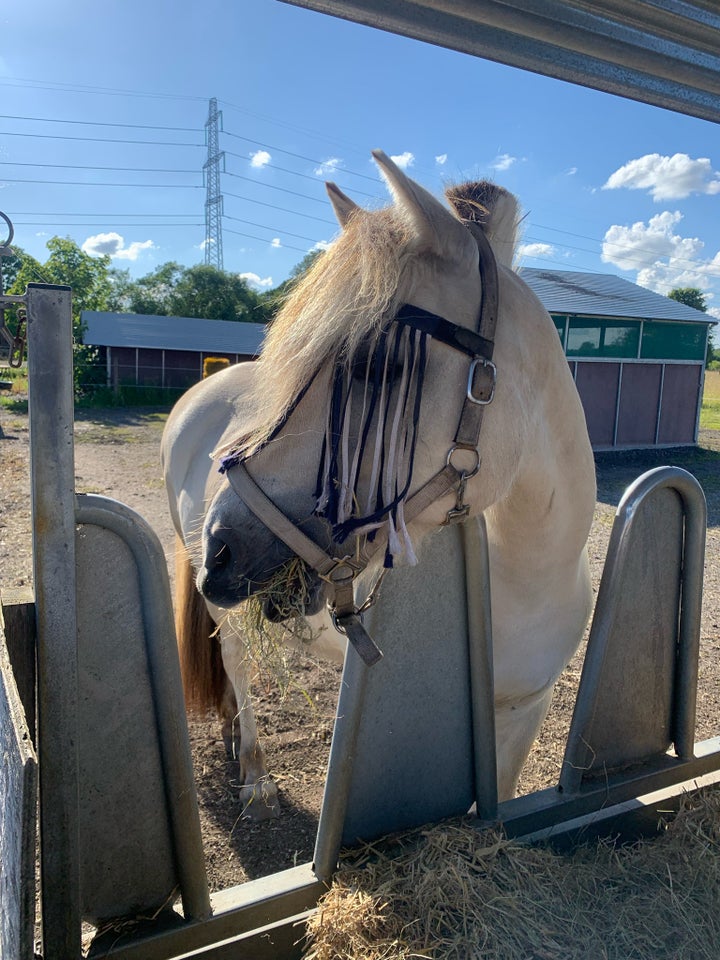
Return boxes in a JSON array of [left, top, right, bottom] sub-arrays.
[[445, 180, 520, 270], [215, 180, 519, 461]]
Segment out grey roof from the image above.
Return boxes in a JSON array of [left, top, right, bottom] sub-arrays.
[[284, 1, 720, 124], [82, 312, 266, 355], [519, 269, 716, 324]]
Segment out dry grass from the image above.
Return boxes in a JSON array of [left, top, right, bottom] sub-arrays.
[[305, 786, 720, 960], [702, 371, 720, 430]]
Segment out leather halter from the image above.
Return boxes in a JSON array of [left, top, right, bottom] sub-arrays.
[[224, 222, 499, 665]]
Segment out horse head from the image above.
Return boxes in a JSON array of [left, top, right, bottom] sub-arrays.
[[197, 151, 550, 619]]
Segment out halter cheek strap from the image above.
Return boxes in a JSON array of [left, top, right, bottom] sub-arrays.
[[224, 220, 499, 666]]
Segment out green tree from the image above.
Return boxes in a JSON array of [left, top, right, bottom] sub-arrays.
[[668, 287, 707, 313], [168, 264, 265, 322], [108, 261, 183, 315], [108, 262, 271, 324], [8, 236, 113, 394]]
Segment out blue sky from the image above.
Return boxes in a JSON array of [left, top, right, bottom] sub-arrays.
[[2, 0, 719, 332]]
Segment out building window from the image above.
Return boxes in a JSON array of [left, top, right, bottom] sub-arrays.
[[566, 318, 640, 358], [640, 321, 707, 361]]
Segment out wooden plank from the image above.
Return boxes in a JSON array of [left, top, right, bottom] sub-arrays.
[[0, 615, 38, 960], [1, 590, 36, 743]]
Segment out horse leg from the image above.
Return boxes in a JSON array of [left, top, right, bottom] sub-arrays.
[[493, 686, 555, 800], [218, 619, 281, 820]]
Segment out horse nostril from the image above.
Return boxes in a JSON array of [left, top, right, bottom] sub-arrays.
[[207, 535, 232, 572]]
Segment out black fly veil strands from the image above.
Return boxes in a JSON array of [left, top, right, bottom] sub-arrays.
[[314, 320, 428, 568]]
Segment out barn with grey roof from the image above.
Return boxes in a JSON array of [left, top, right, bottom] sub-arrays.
[[520, 269, 714, 449], [83, 270, 715, 449]]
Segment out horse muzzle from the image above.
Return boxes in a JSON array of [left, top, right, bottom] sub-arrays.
[[197, 527, 328, 617]]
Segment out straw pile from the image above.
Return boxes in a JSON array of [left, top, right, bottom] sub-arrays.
[[304, 786, 720, 960]]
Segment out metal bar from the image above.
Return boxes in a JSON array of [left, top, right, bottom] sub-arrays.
[[461, 515, 498, 820], [312, 653, 370, 880], [26, 283, 82, 960], [669, 470, 706, 760], [501, 737, 720, 838], [88, 864, 325, 960]]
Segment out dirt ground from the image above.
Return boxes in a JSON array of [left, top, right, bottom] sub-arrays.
[[1, 401, 719, 894]]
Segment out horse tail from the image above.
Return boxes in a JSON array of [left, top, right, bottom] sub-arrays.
[[174, 534, 227, 714], [444, 180, 520, 270]]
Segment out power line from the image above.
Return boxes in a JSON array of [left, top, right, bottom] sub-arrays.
[[223, 149, 380, 199], [0, 130, 203, 147], [1, 177, 202, 189], [223, 189, 336, 225], [1, 161, 200, 174], [15, 220, 203, 227], [0, 113, 200, 132], [0, 77, 206, 103], [222, 129, 379, 182], [225, 169, 329, 204], [224, 213, 319, 244], [224, 226, 309, 255]]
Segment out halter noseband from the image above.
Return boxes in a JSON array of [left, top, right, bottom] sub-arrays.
[[223, 222, 499, 665]]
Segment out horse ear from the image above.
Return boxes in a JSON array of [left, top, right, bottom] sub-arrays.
[[326, 182, 360, 228], [372, 149, 475, 264]]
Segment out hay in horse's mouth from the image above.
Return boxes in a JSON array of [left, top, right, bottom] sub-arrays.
[[252, 556, 318, 623], [233, 557, 323, 695]]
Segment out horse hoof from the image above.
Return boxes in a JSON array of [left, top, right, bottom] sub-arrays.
[[237, 780, 281, 820]]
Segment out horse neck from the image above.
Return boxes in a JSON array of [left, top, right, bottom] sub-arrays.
[[484, 415, 596, 583]]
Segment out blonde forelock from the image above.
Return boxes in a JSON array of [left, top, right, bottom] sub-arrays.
[[236, 206, 412, 454]]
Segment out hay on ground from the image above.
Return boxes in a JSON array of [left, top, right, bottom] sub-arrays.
[[304, 785, 720, 960]]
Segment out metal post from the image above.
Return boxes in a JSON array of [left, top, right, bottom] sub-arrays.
[[462, 515, 498, 820], [26, 283, 81, 960]]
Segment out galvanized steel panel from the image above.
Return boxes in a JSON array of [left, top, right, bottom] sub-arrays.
[[560, 466, 706, 792], [75, 495, 210, 926], [316, 523, 476, 854], [281, 0, 720, 123]]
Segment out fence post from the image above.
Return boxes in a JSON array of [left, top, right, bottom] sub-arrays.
[[26, 283, 81, 960]]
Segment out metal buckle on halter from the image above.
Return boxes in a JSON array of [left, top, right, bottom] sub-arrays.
[[317, 554, 365, 586], [467, 357, 497, 405]]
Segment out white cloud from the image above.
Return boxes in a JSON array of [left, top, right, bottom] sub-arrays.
[[198, 237, 215, 250], [390, 151, 415, 170], [314, 157, 342, 177], [603, 153, 720, 201], [250, 150, 271, 169], [82, 232, 154, 261], [435, 154, 448, 166], [239, 272, 273, 290], [602, 210, 720, 294], [491, 153, 516, 172], [270, 237, 281, 248], [517, 242, 556, 259], [310, 239, 332, 252], [566, 167, 578, 176]]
